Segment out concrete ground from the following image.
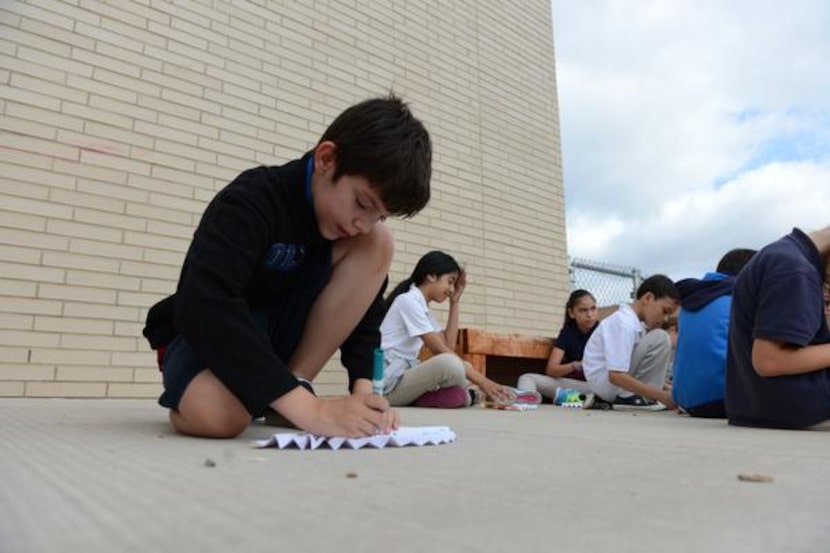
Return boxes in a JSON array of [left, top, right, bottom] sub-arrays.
[[0, 398, 827, 553]]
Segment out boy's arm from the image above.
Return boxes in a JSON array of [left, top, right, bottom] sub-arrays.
[[608, 370, 675, 408], [176, 168, 303, 414], [752, 338, 830, 377]]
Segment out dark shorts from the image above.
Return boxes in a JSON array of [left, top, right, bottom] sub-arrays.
[[158, 244, 333, 415]]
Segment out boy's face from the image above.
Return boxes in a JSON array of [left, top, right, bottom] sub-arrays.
[[641, 293, 678, 330], [312, 142, 390, 240]]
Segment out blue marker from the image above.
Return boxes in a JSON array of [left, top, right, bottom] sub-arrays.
[[372, 348, 385, 395]]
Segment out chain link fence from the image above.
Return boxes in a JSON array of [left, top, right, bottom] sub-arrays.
[[569, 257, 642, 308]]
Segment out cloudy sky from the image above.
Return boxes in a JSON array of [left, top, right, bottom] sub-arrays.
[[552, 0, 830, 282]]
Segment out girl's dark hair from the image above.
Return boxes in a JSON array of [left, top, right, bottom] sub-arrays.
[[385, 251, 461, 311], [319, 93, 431, 218], [563, 289, 596, 328]]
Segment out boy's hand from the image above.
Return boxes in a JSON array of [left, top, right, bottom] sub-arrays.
[[656, 390, 677, 410], [272, 386, 397, 438], [351, 378, 401, 432]]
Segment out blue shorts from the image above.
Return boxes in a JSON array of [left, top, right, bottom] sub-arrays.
[[158, 244, 333, 416]]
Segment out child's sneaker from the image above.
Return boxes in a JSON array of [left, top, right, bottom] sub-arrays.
[[553, 387, 588, 408], [413, 385, 468, 408], [507, 388, 542, 405], [582, 394, 613, 410], [613, 394, 666, 411]]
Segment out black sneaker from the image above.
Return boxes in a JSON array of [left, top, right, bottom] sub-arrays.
[[583, 395, 614, 410], [613, 394, 666, 411], [263, 378, 316, 427]]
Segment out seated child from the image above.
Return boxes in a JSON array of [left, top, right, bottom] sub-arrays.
[[380, 251, 513, 408], [517, 289, 598, 400], [726, 226, 830, 429], [672, 248, 756, 417], [142, 95, 431, 438], [583, 275, 679, 409]]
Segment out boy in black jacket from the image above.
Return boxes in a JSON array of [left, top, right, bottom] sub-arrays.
[[143, 95, 431, 438]]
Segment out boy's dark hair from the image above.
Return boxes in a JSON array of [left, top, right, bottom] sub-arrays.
[[563, 289, 595, 328], [716, 248, 756, 276], [385, 250, 461, 311], [635, 274, 679, 301], [319, 94, 431, 218]]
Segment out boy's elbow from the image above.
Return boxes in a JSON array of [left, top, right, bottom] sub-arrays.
[[608, 371, 624, 386], [751, 340, 785, 377]]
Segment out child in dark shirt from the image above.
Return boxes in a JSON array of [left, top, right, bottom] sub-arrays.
[[726, 226, 830, 429], [517, 289, 598, 399], [143, 95, 432, 438]]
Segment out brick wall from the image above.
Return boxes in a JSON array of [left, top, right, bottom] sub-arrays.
[[0, 0, 568, 398]]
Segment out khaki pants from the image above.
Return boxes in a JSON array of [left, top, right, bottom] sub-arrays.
[[385, 353, 470, 407]]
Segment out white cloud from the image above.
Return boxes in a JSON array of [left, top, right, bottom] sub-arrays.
[[553, 0, 830, 282]]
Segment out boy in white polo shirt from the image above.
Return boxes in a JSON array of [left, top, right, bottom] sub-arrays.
[[583, 275, 679, 409]]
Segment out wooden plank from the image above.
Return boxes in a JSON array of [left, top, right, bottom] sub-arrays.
[[462, 328, 553, 359]]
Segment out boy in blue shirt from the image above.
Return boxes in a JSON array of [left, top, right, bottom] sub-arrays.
[[726, 226, 830, 429], [143, 96, 432, 438], [672, 248, 755, 417]]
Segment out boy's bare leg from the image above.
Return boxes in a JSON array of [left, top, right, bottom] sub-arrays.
[[170, 369, 251, 438], [289, 225, 394, 385]]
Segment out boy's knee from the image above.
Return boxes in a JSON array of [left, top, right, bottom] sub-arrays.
[[645, 328, 671, 349], [333, 224, 394, 273], [172, 407, 249, 438]]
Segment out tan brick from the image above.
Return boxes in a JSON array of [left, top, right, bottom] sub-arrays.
[[107, 382, 161, 398], [60, 101, 133, 130], [66, 269, 141, 291], [73, 208, 146, 232], [38, 283, 116, 304], [0, 329, 60, 348], [0, 130, 79, 160], [0, 364, 55, 380], [57, 366, 133, 382], [115, 321, 145, 337], [0, 261, 65, 283], [25, 13, 96, 45], [34, 316, 113, 335], [68, 238, 142, 261], [125, 202, 192, 226], [49, 190, 124, 216], [157, 113, 219, 138], [26, 381, 106, 397], [0, 381, 25, 396], [0, 244, 41, 265], [1, 25, 72, 57], [82, 122, 154, 150], [70, 48, 141, 78], [119, 260, 180, 280], [0, 193, 73, 219], [79, 150, 151, 176], [0, 312, 34, 330], [63, 301, 139, 322], [134, 368, 161, 383], [0, 178, 48, 201], [0, 52, 67, 84], [111, 351, 156, 367], [46, 219, 123, 244], [53, 160, 128, 185]]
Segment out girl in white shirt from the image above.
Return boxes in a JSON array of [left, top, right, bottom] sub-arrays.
[[380, 251, 511, 407]]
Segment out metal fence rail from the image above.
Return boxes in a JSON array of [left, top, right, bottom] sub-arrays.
[[569, 257, 642, 307]]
